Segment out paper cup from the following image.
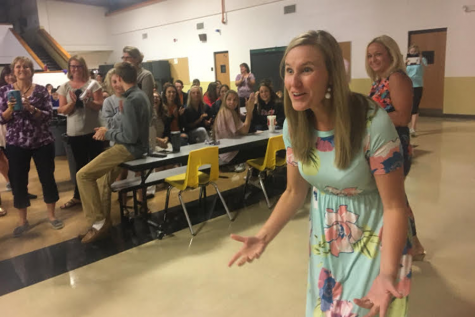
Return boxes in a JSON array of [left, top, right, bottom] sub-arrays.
[[267, 115, 276, 132]]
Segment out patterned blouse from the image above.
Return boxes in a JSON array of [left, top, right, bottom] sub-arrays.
[[368, 70, 408, 114], [0, 84, 54, 149]]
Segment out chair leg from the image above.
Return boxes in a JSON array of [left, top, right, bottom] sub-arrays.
[[198, 186, 203, 207], [243, 166, 252, 201], [203, 185, 207, 212], [211, 182, 233, 221], [258, 172, 271, 208], [164, 185, 172, 221], [178, 191, 195, 236]]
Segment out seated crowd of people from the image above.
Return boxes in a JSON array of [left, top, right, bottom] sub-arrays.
[[0, 45, 285, 242]]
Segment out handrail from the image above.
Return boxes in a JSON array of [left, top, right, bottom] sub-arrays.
[[37, 27, 71, 61], [105, 0, 165, 17], [9, 28, 46, 70]]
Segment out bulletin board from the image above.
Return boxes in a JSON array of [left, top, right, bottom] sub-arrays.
[[165, 57, 190, 85]]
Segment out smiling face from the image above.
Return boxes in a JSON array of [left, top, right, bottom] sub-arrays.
[[153, 92, 161, 105], [189, 86, 202, 103], [69, 59, 84, 80], [165, 86, 177, 104], [111, 74, 124, 95], [367, 43, 392, 77], [13, 61, 33, 82], [225, 92, 239, 110], [259, 86, 271, 103], [4, 72, 16, 85], [284, 45, 329, 112]]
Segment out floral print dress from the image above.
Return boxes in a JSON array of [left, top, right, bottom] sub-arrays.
[[283, 105, 412, 317]]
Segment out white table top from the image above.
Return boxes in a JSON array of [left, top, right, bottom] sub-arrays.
[[121, 130, 282, 171]]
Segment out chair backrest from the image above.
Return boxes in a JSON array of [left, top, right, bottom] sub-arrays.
[[263, 135, 285, 170], [183, 146, 219, 188]]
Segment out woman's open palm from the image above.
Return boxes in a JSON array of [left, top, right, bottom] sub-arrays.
[[228, 234, 267, 267]]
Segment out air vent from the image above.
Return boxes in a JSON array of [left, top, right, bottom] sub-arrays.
[[284, 4, 296, 14], [197, 22, 204, 30], [142, 33, 148, 39]]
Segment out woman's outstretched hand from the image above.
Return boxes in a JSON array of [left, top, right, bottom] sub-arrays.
[[354, 274, 403, 317], [228, 234, 267, 267]]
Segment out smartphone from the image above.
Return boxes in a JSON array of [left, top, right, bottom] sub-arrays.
[[149, 152, 167, 158]]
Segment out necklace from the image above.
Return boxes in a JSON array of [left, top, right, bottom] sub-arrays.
[[15, 83, 33, 97]]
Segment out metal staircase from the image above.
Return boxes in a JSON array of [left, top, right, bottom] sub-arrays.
[[32, 45, 62, 71]]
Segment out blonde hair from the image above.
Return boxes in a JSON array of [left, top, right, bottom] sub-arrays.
[[187, 85, 204, 109], [10, 57, 34, 80], [104, 68, 117, 95], [214, 90, 241, 137], [408, 44, 421, 56], [281, 30, 369, 169], [123, 46, 144, 64], [67, 55, 89, 81], [366, 35, 406, 82]]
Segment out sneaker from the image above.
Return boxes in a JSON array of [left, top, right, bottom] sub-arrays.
[[234, 163, 246, 173], [49, 219, 64, 230], [410, 128, 417, 137], [13, 221, 30, 237]]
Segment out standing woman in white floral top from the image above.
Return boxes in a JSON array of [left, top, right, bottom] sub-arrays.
[[0, 57, 63, 236], [58, 56, 104, 210]]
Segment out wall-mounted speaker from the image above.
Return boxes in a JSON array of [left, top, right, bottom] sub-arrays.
[[199, 33, 207, 42]]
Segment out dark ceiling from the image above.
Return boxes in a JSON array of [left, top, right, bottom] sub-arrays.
[[56, 0, 151, 11]]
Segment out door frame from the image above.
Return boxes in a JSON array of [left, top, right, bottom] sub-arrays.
[[408, 27, 448, 46], [408, 28, 448, 114], [214, 50, 229, 83]]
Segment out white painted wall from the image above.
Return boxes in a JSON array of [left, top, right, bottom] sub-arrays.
[[0, 25, 41, 69], [36, 0, 113, 52], [33, 71, 69, 88], [69, 51, 113, 69], [105, 0, 475, 82]]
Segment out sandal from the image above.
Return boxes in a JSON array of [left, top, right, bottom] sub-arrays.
[[0, 207, 6, 217], [60, 198, 81, 209]]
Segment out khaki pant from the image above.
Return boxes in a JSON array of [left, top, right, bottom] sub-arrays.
[[77, 144, 135, 224]]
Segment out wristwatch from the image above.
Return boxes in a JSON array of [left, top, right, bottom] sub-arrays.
[[30, 107, 38, 115]]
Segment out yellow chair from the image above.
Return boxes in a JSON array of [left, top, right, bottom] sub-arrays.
[[244, 135, 286, 208], [164, 146, 233, 236]]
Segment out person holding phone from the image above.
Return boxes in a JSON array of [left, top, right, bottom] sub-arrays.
[[406, 44, 427, 137], [58, 56, 104, 210], [0, 56, 63, 236]]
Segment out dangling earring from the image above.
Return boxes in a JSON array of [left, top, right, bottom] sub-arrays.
[[325, 87, 332, 99]]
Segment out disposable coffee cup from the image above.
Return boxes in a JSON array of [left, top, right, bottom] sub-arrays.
[[171, 131, 181, 152], [7, 90, 22, 111], [267, 115, 276, 132]]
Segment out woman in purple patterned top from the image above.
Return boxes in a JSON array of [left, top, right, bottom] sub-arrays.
[[0, 56, 63, 236]]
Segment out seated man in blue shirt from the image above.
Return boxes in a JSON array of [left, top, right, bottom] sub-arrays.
[[77, 62, 151, 243]]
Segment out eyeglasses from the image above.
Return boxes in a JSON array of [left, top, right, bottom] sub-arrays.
[[70, 65, 83, 69], [121, 56, 133, 61]]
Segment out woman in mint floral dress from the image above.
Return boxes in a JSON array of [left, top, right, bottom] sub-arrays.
[[229, 30, 412, 317]]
